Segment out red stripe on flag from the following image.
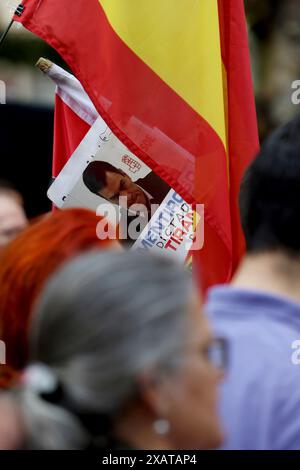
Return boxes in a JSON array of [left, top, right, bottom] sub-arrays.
[[53, 94, 91, 177], [218, 0, 260, 271]]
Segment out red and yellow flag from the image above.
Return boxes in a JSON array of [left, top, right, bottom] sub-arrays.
[[15, 0, 259, 290]]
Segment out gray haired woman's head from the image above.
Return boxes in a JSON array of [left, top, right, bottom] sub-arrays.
[[17, 251, 223, 450]]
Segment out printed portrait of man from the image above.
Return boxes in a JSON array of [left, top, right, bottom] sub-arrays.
[[82, 160, 170, 214]]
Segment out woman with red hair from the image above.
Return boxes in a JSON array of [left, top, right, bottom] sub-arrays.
[[0, 208, 118, 388]]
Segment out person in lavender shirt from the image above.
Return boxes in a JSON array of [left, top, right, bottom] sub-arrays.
[[206, 114, 300, 450]]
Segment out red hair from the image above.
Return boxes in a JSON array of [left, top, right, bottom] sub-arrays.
[[0, 208, 115, 388]]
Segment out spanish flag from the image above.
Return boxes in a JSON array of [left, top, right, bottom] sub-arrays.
[[15, 0, 259, 290]]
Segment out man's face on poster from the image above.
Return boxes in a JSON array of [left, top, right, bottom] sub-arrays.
[[98, 170, 148, 209]]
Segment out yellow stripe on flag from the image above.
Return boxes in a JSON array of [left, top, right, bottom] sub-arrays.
[[98, 0, 227, 150]]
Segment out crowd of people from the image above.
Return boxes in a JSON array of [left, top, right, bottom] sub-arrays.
[[1, 114, 300, 450]]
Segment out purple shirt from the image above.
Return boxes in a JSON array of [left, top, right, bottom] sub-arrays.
[[206, 286, 300, 450]]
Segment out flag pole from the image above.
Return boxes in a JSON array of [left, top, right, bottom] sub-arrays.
[[0, 19, 14, 47], [0, 4, 25, 48]]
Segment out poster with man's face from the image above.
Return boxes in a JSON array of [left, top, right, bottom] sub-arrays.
[[48, 117, 201, 260]]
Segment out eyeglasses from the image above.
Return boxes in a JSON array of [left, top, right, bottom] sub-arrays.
[[175, 336, 229, 371], [155, 337, 229, 376]]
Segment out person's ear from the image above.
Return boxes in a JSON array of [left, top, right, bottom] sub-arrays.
[[137, 372, 171, 418]]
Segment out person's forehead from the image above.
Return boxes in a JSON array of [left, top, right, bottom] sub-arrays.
[[106, 170, 122, 181], [101, 171, 123, 196], [0, 194, 23, 211], [0, 196, 27, 227]]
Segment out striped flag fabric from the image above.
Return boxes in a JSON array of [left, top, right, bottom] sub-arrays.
[[36, 59, 98, 178], [16, 0, 259, 289]]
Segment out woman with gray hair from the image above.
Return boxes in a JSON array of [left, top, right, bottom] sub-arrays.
[[11, 251, 225, 450]]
